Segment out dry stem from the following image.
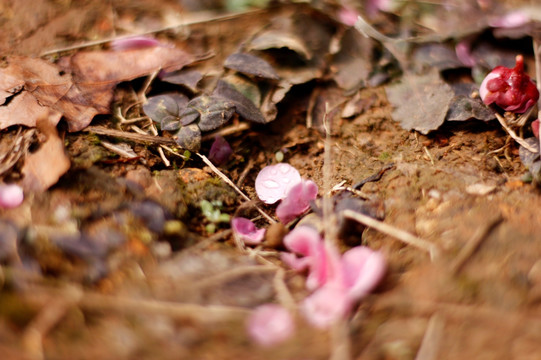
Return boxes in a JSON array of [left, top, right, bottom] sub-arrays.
[[197, 153, 275, 224], [342, 209, 441, 261], [495, 113, 537, 153], [448, 215, 503, 274]]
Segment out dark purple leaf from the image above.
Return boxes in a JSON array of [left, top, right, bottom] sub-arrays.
[[181, 95, 235, 132], [519, 137, 540, 169], [143, 93, 189, 131], [446, 96, 495, 122], [386, 69, 454, 134], [160, 69, 203, 93], [214, 80, 266, 123], [174, 123, 201, 151], [209, 135, 233, 166], [224, 53, 280, 80]]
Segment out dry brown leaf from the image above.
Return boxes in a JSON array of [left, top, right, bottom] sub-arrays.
[[20, 111, 70, 192], [386, 69, 454, 134], [58, 47, 196, 131], [0, 92, 58, 130]]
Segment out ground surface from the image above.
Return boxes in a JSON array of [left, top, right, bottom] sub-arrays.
[[1, 1, 541, 359]]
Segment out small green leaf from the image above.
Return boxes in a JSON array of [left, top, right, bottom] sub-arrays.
[[200, 200, 213, 214]]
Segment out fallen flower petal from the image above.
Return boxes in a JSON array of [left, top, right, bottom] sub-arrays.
[[255, 163, 302, 204], [488, 10, 530, 28], [110, 36, 164, 51], [247, 304, 295, 346], [231, 217, 266, 245], [301, 284, 351, 328], [283, 226, 342, 291], [341, 247, 386, 300], [208, 135, 233, 166], [276, 179, 318, 224], [455, 40, 476, 67], [480, 55, 539, 113], [0, 184, 24, 209], [337, 6, 359, 26], [283, 225, 321, 256]]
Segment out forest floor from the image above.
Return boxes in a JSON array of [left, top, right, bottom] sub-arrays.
[[1, 1, 541, 359]]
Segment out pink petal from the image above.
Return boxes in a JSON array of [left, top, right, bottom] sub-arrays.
[[247, 304, 295, 346], [0, 184, 24, 209], [337, 6, 359, 26], [488, 10, 530, 28], [283, 227, 343, 291], [305, 242, 343, 291], [110, 36, 165, 51], [231, 217, 266, 245], [276, 179, 318, 224], [281, 252, 312, 271], [341, 247, 386, 300], [283, 226, 321, 256], [301, 284, 352, 328], [455, 40, 476, 67], [479, 72, 500, 103], [255, 164, 302, 204]]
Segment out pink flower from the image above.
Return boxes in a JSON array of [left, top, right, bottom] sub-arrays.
[[276, 179, 318, 224], [247, 304, 295, 346], [533, 119, 539, 138], [231, 217, 266, 245], [282, 226, 386, 328], [479, 55, 539, 113], [255, 163, 302, 204], [0, 184, 24, 209]]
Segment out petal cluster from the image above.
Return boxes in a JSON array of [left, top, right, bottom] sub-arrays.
[[282, 226, 386, 328], [479, 55, 539, 113]]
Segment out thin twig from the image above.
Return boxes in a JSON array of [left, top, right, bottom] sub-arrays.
[[40, 9, 267, 56], [330, 319, 352, 360], [22, 286, 82, 360], [448, 215, 503, 275], [201, 122, 250, 141], [323, 103, 338, 246], [273, 268, 297, 311], [414, 313, 444, 360], [191, 265, 276, 290], [25, 285, 251, 323], [197, 153, 275, 224], [423, 146, 435, 166], [236, 157, 255, 188], [85, 126, 177, 145], [533, 36, 541, 156], [495, 113, 537, 153], [342, 209, 440, 261]]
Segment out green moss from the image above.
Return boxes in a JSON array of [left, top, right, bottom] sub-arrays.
[[379, 151, 391, 161]]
